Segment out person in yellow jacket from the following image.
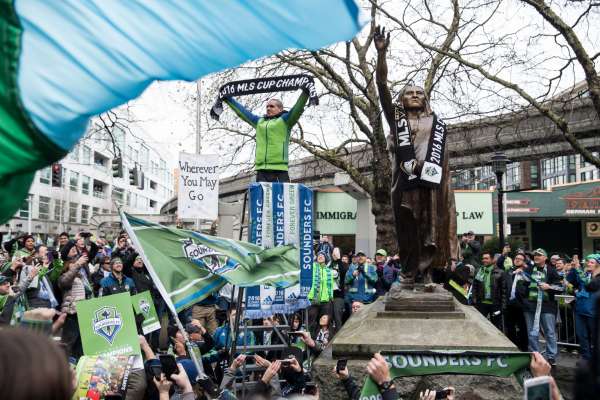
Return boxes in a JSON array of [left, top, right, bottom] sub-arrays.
[[307, 251, 337, 335]]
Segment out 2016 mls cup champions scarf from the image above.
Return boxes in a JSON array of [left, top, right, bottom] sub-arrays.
[[393, 106, 448, 189], [210, 74, 319, 120], [245, 183, 314, 319], [359, 351, 531, 400]]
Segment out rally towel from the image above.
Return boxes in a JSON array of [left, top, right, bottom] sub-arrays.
[[245, 183, 314, 319], [120, 212, 301, 313], [210, 75, 319, 120], [0, 0, 367, 223], [391, 107, 448, 189]]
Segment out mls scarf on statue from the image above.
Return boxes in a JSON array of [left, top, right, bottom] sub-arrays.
[[0, 0, 367, 223], [245, 183, 314, 319], [121, 212, 301, 313], [210, 75, 319, 120], [392, 106, 448, 189]]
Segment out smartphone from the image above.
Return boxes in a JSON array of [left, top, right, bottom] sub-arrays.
[[158, 354, 178, 381], [150, 364, 162, 380], [524, 376, 552, 400], [280, 359, 293, 366], [245, 355, 255, 362], [336, 359, 348, 373], [289, 331, 305, 337], [435, 389, 451, 399]]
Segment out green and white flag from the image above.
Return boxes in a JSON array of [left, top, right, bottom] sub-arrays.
[[0, 0, 366, 223], [121, 212, 301, 313], [359, 351, 531, 400], [76, 292, 141, 358], [131, 291, 160, 335]]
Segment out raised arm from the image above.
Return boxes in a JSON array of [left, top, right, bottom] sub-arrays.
[[283, 90, 309, 128], [223, 97, 260, 128], [374, 26, 395, 128]]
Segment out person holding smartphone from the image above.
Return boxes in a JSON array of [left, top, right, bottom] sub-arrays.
[[153, 363, 195, 400]]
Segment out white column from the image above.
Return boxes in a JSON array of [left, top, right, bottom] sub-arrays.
[[355, 197, 377, 256]]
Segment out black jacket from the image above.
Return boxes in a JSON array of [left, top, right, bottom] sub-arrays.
[[333, 260, 349, 298], [471, 264, 505, 309], [517, 263, 563, 314]]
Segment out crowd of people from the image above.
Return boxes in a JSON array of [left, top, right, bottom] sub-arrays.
[[0, 231, 596, 400]]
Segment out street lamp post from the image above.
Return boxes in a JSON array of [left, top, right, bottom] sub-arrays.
[[491, 151, 510, 248]]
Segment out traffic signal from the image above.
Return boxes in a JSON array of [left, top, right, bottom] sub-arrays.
[[51, 163, 62, 187], [111, 156, 123, 178], [128, 166, 138, 186]]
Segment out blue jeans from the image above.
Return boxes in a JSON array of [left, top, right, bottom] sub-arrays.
[[575, 313, 594, 360], [524, 311, 558, 360]]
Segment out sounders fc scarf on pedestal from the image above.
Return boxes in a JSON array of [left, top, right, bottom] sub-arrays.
[[359, 351, 531, 400], [392, 106, 448, 189], [210, 75, 319, 120], [244, 183, 314, 319]]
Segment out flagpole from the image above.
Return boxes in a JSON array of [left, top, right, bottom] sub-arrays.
[[229, 190, 248, 363], [119, 209, 207, 378]]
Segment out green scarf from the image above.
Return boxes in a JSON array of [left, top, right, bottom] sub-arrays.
[[308, 262, 333, 304], [475, 264, 493, 303]]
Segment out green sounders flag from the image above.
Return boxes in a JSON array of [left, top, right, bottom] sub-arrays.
[[360, 351, 531, 399], [131, 291, 160, 335], [121, 212, 300, 313], [76, 292, 141, 358]]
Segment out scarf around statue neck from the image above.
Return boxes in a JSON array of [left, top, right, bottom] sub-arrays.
[[391, 105, 447, 189]]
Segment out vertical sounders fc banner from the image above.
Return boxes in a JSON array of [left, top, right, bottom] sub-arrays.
[[245, 183, 313, 318]]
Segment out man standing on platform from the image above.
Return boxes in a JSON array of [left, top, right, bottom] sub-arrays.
[[223, 90, 309, 183]]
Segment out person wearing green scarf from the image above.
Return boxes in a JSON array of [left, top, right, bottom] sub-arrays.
[[471, 252, 505, 330], [566, 253, 599, 360], [307, 251, 336, 336], [517, 248, 564, 366]]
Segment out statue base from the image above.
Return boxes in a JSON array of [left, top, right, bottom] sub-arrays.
[[312, 285, 526, 400]]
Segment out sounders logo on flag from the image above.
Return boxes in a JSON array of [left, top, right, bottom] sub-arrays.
[[181, 238, 223, 273], [139, 298, 151, 317], [92, 306, 123, 345]]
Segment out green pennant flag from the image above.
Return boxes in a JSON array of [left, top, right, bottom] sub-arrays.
[[131, 291, 160, 335], [359, 351, 531, 399], [76, 292, 141, 358], [120, 212, 300, 313]]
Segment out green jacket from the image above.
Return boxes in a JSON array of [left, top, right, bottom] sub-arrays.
[[224, 91, 309, 171], [308, 262, 335, 304]]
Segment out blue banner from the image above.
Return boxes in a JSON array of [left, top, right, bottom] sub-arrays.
[[245, 183, 313, 318]]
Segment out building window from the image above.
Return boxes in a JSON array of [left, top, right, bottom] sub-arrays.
[[70, 171, 79, 192], [81, 205, 89, 224], [92, 207, 100, 218], [39, 196, 51, 220], [112, 187, 124, 203], [17, 195, 31, 218], [54, 200, 64, 222], [149, 199, 157, 209], [82, 145, 92, 164], [82, 175, 90, 195], [39, 166, 51, 184], [69, 202, 78, 223], [102, 208, 110, 215]]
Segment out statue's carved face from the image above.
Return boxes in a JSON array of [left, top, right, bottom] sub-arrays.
[[400, 86, 426, 111]]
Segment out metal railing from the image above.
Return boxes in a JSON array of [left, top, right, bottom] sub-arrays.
[[555, 295, 579, 349]]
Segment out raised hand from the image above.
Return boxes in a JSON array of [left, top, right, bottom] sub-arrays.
[[374, 26, 390, 52]]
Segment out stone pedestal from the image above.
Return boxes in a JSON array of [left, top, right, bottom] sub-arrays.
[[313, 285, 525, 400]]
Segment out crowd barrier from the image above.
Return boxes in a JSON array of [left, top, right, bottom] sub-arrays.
[[555, 294, 579, 349]]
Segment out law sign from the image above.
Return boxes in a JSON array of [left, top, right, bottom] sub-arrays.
[[455, 191, 494, 235], [178, 152, 220, 220]]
